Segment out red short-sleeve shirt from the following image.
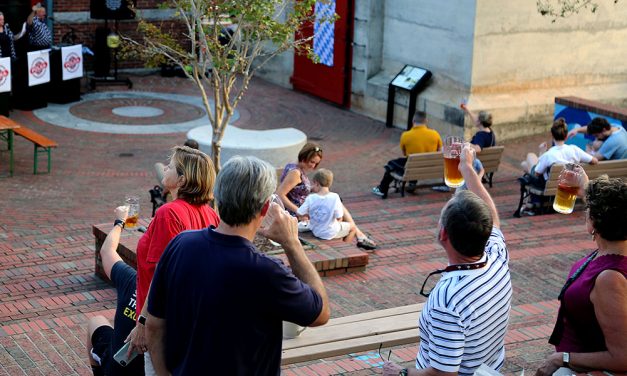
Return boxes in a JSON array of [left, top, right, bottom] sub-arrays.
[[136, 198, 219, 315]]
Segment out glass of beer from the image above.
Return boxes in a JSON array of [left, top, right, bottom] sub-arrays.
[[124, 195, 140, 228], [553, 163, 582, 214], [443, 136, 464, 188]]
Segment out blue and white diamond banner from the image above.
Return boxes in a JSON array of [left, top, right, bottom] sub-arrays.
[[313, 0, 335, 67]]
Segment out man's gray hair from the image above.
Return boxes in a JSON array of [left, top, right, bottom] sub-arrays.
[[214, 156, 277, 226], [440, 190, 493, 257]]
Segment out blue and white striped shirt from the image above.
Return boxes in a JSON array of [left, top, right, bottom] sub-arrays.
[[416, 228, 512, 376]]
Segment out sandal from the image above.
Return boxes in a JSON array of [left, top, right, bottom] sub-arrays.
[[356, 236, 377, 251]]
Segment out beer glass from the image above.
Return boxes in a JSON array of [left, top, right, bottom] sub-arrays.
[[553, 163, 582, 214], [260, 194, 285, 246], [125, 195, 140, 228], [443, 136, 464, 188]]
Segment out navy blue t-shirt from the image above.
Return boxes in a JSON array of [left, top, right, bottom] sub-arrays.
[[471, 130, 496, 149], [110, 261, 144, 375], [148, 228, 323, 376]]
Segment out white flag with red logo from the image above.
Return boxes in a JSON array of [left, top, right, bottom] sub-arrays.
[[61, 44, 83, 81], [0, 58, 11, 93], [27, 49, 50, 87]]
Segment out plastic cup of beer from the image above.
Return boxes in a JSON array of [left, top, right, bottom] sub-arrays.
[[443, 136, 464, 188], [553, 163, 581, 214], [124, 195, 140, 228]]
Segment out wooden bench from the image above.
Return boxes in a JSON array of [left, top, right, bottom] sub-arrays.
[[13, 126, 58, 174], [391, 146, 505, 196], [514, 159, 627, 217], [281, 303, 423, 365]]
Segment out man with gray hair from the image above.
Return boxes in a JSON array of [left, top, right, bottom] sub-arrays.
[[145, 156, 330, 375], [383, 145, 512, 376]]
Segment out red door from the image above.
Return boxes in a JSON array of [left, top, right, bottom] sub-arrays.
[[291, 0, 353, 107]]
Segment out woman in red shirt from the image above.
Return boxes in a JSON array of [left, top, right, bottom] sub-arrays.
[[128, 146, 219, 369]]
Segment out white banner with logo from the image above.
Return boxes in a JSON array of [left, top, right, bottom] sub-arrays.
[[27, 49, 50, 87], [0, 58, 11, 93], [61, 44, 83, 81]]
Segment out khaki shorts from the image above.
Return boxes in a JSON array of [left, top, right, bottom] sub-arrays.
[[332, 222, 352, 239]]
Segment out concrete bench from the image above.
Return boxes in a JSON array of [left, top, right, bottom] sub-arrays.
[[187, 125, 307, 167], [514, 159, 627, 217], [391, 146, 505, 196], [282, 303, 423, 365]]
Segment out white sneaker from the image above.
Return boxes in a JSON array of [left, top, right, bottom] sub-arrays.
[[298, 221, 311, 233]]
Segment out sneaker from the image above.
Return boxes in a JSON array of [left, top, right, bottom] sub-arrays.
[[432, 185, 451, 192], [371, 186, 387, 199], [356, 236, 377, 251], [297, 221, 311, 233], [405, 182, 417, 193]]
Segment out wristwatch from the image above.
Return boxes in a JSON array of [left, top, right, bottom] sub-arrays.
[[138, 314, 147, 326], [113, 219, 125, 229], [399, 369, 408, 376], [562, 352, 570, 368]]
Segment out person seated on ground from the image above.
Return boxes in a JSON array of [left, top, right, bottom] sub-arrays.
[[521, 118, 598, 190], [535, 174, 626, 376], [278, 143, 377, 250], [296, 168, 358, 244], [144, 156, 330, 375], [372, 111, 442, 198], [86, 206, 144, 376], [383, 144, 512, 376], [567, 117, 627, 161], [153, 139, 199, 201]]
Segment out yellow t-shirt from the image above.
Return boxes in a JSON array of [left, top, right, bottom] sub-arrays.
[[400, 124, 443, 156]]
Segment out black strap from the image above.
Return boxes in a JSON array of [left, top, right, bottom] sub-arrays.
[[443, 260, 488, 272], [549, 250, 598, 346]]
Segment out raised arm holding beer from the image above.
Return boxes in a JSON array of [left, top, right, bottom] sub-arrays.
[[383, 144, 511, 376]]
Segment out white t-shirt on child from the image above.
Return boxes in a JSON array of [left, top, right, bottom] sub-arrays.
[[297, 192, 344, 240], [535, 144, 594, 180]]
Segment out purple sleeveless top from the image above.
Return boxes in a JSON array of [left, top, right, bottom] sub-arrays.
[[280, 163, 310, 212], [552, 253, 627, 352]]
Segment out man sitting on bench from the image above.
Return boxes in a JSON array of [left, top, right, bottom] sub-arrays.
[[384, 144, 512, 376], [371, 111, 442, 199]]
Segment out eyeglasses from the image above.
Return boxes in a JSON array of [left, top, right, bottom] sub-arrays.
[[314, 147, 322, 152], [420, 260, 489, 298], [419, 269, 445, 298]]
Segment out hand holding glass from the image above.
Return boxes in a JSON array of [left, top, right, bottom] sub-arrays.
[[553, 163, 582, 214], [260, 194, 285, 246], [443, 136, 465, 188]]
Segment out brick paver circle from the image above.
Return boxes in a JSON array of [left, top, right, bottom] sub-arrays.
[[70, 98, 204, 125], [33, 91, 240, 134]]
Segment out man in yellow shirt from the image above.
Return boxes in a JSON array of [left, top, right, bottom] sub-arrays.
[[372, 111, 443, 199]]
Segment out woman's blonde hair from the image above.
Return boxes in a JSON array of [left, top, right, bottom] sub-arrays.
[[170, 145, 216, 205]]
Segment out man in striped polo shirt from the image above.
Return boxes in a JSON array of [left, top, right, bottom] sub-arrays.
[[384, 144, 512, 376]]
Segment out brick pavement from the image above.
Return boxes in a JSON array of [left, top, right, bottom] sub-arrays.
[[0, 74, 613, 375]]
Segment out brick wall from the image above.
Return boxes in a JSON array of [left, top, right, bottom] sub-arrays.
[[52, 1, 188, 69]]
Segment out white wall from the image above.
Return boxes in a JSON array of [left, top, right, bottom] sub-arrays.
[[382, 0, 477, 88]]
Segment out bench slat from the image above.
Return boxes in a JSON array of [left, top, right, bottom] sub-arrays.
[[325, 303, 424, 326], [13, 127, 58, 148], [283, 312, 419, 351], [281, 328, 418, 365]]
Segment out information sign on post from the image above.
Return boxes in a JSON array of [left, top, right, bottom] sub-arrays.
[[386, 65, 432, 129]]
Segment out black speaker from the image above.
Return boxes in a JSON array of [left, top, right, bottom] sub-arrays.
[[90, 0, 135, 20]]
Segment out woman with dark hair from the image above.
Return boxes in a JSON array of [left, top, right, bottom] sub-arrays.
[[461, 104, 495, 152], [128, 146, 220, 373], [277, 142, 377, 250], [536, 174, 626, 375]]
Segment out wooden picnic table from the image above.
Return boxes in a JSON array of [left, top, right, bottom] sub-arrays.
[[0, 116, 21, 177]]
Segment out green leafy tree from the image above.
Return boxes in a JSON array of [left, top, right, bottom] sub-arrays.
[[537, 0, 620, 21], [124, 0, 334, 170]]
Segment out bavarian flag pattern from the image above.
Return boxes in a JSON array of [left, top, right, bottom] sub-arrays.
[[313, 0, 335, 67]]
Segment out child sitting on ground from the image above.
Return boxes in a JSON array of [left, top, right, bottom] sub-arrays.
[[297, 169, 357, 243]]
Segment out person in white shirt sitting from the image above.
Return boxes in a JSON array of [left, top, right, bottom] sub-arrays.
[[297, 169, 359, 245], [521, 118, 598, 189]]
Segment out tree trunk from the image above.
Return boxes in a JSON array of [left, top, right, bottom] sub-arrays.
[[212, 140, 222, 174]]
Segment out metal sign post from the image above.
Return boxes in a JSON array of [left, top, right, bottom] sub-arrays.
[[386, 65, 432, 130]]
